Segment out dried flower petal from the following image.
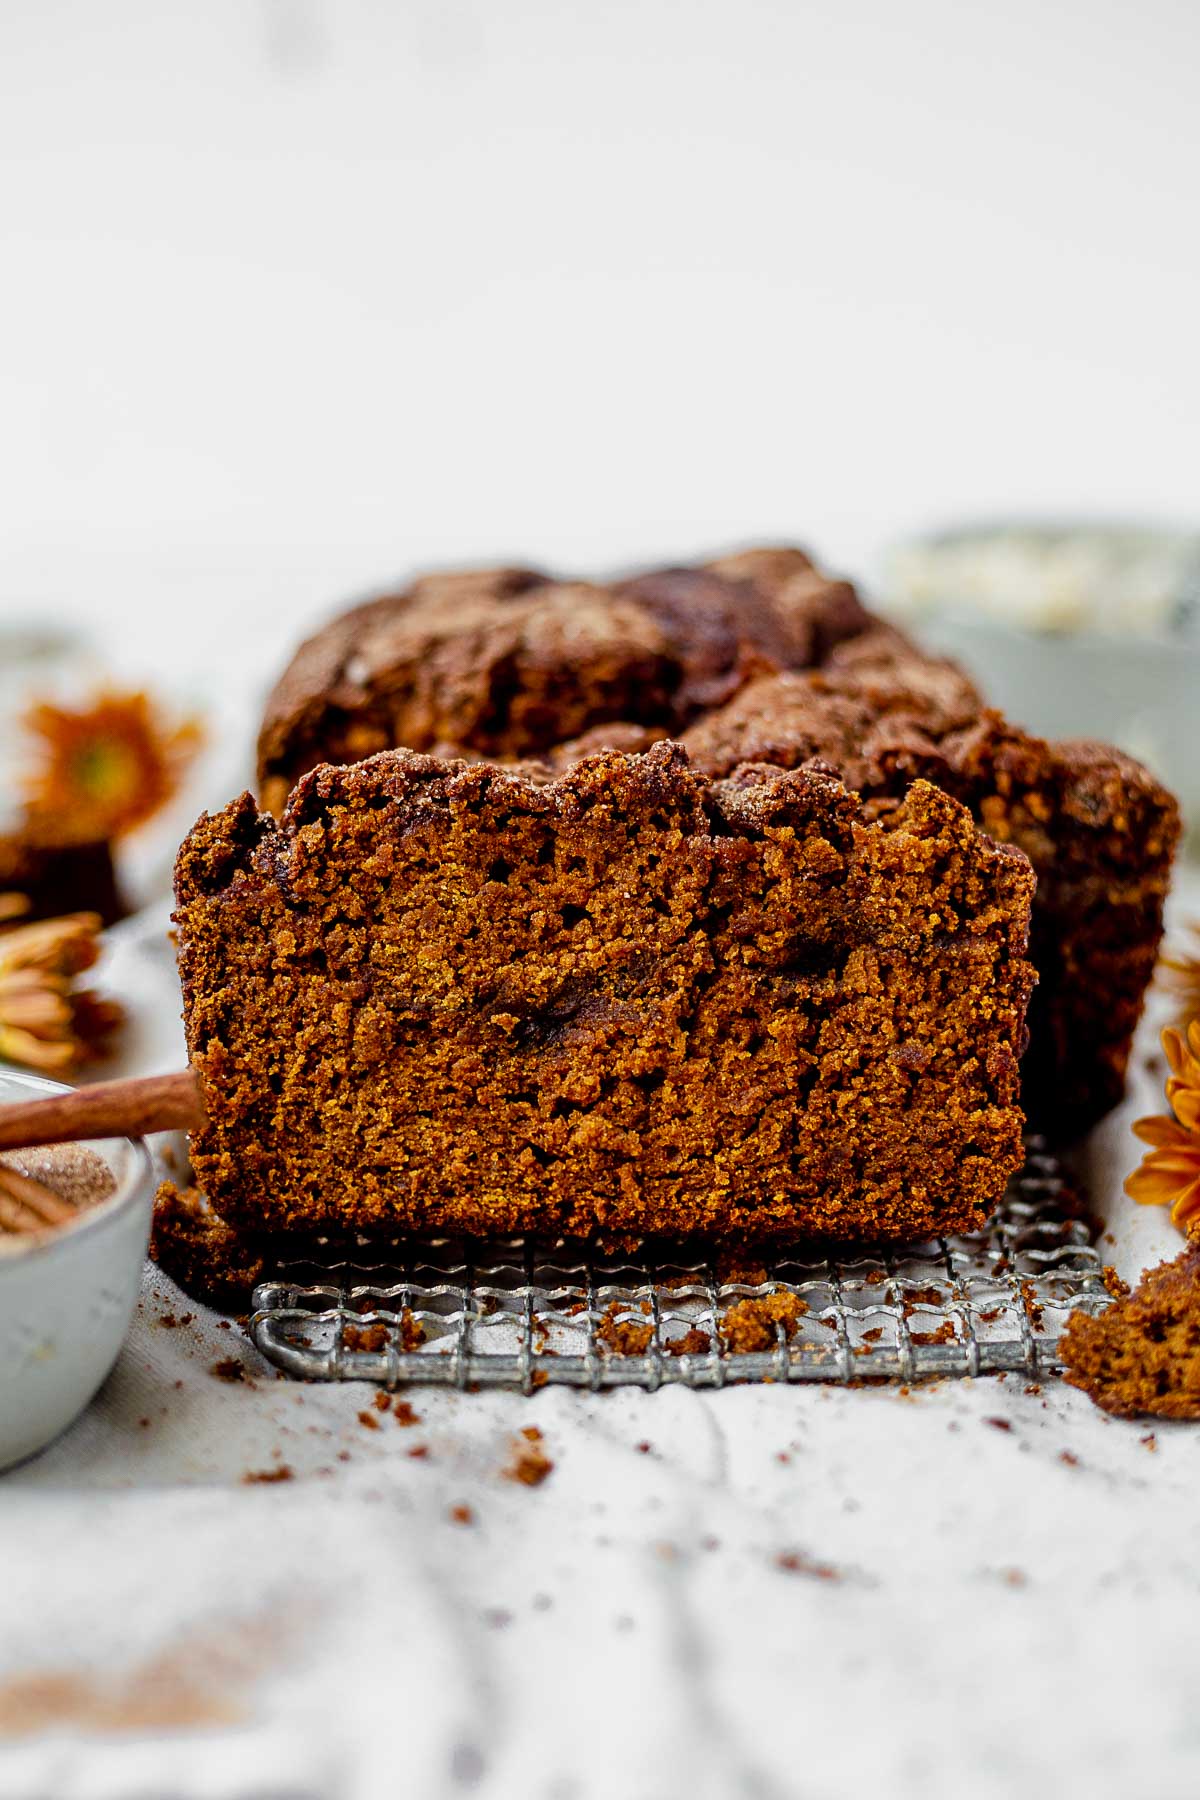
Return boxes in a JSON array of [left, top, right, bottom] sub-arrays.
[[20, 690, 202, 842], [0, 911, 123, 1073]]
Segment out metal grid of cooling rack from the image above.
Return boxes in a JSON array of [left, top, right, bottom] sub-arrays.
[[249, 1142, 1111, 1389]]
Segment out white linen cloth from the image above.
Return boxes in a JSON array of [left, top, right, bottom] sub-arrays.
[[1, 846, 1198, 1800]]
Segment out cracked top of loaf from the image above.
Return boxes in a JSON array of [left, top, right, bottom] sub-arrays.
[[249, 543, 1180, 1145], [255, 549, 902, 816]]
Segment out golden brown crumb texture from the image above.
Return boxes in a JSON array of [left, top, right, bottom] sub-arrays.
[[176, 740, 1034, 1246]]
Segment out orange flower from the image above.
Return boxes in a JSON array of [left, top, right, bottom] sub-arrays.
[[1125, 1020, 1200, 1235], [1159, 921, 1200, 1028], [0, 912, 123, 1074], [20, 690, 202, 842]]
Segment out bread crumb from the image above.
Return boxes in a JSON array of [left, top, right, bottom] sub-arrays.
[[1062, 1242, 1200, 1419], [504, 1433, 554, 1487], [721, 1290, 807, 1353], [149, 1182, 266, 1309], [343, 1322, 388, 1353], [910, 1320, 956, 1347], [776, 1550, 841, 1581], [596, 1302, 653, 1355]]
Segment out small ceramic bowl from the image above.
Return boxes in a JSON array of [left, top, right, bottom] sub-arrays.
[[0, 1068, 154, 1472], [879, 521, 1200, 845]]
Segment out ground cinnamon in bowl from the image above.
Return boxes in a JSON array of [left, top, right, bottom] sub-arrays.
[[0, 1143, 115, 1246]]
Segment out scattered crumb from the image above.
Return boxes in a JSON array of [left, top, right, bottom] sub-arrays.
[[393, 1400, 421, 1428], [635, 1440, 652, 1455], [1001, 1568, 1028, 1588], [665, 1326, 711, 1357], [1060, 1451, 1079, 1467], [1061, 1242, 1200, 1419], [596, 1302, 653, 1355], [720, 1290, 808, 1353], [1020, 1280, 1045, 1329], [407, 1445, 429, 1460], [450, 1505, 474, 1526], [900, 1285, 943, 1314], [242, 1466, 294, 1485], [210, 1359, 247, 1384], [861, 1326, 883, 1344], [156, 1312, 194, 1330], [1024, 1382, 1042, 1395], [343, 1322, 388, 1353], [984, 1417, 1012, 1433], [1141, 1432, 1158, 1452], [356, 1410, 379, 1432], [910, 1320, 956, 1347], [1102, 1264, 1132, 1301], [149, 1182, 266, 1310], [504, 1432, 554, 1487], [372, 1391, 391, 1412], [137, 1417, 150, 1430], [714, 1254, 770, 1285], [776, 1550, 841, 1582], [398, 1309, 426, 1352]]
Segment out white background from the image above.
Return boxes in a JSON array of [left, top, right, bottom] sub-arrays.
[[2, 0, 1198, 671]]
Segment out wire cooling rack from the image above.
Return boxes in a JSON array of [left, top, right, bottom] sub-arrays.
[[249, 1141, 1111, 1389]]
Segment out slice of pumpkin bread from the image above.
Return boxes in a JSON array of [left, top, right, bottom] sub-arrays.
[[175, 741, 1035, 1245]]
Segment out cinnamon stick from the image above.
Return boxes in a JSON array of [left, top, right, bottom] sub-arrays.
[[0, 1187, 49, 1235], [0, 1069, 205, 1153], [0, 1164, 77, 1228]]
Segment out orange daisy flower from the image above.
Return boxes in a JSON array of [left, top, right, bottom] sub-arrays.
[[1125, 1020, 1200, 1236], [0, 912, 124, 1074], [20, 690, 202, 842], [1159, 920, 1200, 1028]]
